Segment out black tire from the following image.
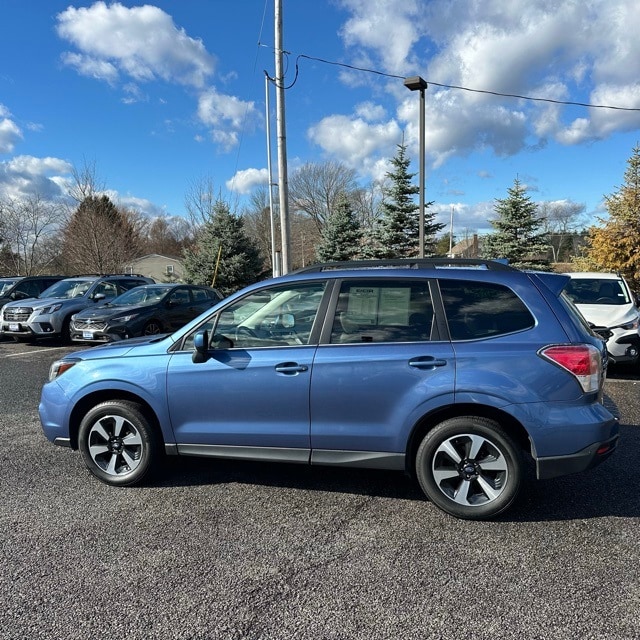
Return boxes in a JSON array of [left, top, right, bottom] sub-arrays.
[[143, 320, 163, 336], [60, 317, 72, 345], [415, 416, 523, 520], [78, 400, 160, 486]]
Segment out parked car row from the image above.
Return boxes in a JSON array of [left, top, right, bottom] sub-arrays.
[[0, 273, 221, 344], [39, 258, 619, 520]]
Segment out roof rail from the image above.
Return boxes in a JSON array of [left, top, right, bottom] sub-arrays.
[[292, 258, 516, 274]]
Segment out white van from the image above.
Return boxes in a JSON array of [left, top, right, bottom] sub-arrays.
[[564, 272, 640, 366]]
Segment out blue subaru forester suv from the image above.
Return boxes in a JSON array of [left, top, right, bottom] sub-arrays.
[[39, 259, 618, 520]]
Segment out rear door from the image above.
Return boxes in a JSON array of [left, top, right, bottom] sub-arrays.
[[309, 278, 456, 462]]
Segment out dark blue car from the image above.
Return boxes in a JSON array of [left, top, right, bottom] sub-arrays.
[[40, 259, 618, 520], [69, 283, 222, 343]]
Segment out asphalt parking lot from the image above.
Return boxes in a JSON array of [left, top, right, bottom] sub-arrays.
[[1, 338, 639, 640]]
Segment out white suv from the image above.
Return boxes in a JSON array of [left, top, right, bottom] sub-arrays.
[[564, 271, 640, 366]]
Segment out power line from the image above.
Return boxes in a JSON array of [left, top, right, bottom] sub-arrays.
[[258, 44, 640, 112]]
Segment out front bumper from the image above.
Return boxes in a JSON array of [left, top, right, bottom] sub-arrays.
[[607, 332, 640, 364], [536, 433, 619, 479]]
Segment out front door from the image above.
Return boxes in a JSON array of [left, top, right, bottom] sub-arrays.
[[166, 281, 327, 456]]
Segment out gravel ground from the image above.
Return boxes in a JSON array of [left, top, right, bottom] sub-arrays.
[[1, 340, 639, 640]]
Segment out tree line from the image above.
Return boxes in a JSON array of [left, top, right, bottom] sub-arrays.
[[1, 144, 639, 294]]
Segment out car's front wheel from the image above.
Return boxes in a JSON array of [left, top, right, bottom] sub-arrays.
[[143, 320, 163, 335], [78, 400, 160, 486], [415, 416, 523, 520]]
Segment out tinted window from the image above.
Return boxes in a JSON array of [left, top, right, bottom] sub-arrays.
[[330, 280, 434, 344], [440, 280, 534, 340]]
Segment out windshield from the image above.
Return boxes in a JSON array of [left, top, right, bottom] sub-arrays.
[[0, 279, 19, 296], [39, 279, 94, 299], [564, 278, 631, 305], [109, 286, 168, 307]]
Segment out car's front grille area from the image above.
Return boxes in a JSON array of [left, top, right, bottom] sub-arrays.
[[4, 307, 32, 322], [72, 320, 108, 331]]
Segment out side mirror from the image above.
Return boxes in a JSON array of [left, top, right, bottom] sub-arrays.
[[12, 291, 29, 300], [93, 293, 106, 302], [192, 330, 209, 363]]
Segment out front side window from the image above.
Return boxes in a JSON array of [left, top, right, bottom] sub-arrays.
[[183, 282, 326, 350], [440, 280, 534, 340], [330, 280, 434, 344]]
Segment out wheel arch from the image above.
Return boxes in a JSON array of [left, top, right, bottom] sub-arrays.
[[405, 403, 533, 478], [68, 390, 164, 450]]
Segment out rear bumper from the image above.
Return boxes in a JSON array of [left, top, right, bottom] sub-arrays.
[[536, 433, 619, 479]]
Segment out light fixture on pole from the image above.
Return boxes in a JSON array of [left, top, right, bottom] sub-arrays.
[[403, 75, 428, 258]]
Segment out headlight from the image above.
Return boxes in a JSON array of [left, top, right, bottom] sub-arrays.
[[38, 303, 63, 315], [619, 317, 640, 331], [112, 313, 138, 322], [49, 358, 80, 381]]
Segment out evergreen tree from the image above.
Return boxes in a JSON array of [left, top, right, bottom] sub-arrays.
[[367, 143, 443, 258], [582, 144, 640, 289], [483, 178, 550, 270], [315, 193, 363, 262], [182, 200, 263, 296]]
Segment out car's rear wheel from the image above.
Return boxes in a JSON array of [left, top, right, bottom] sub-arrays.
[[78, 400, 160, 486], [143, 320, 163, 335], [415, 416, 523, 520]]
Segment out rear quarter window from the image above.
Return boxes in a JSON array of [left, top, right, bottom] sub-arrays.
[[440, 280, 535, 340]]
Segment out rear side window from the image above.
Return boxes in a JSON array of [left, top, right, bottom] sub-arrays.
[[330, 280, 434, 343], [440, 280, 534, 340]]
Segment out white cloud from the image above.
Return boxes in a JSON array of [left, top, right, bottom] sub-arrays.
[[336, 0, 640, 161], [338, 0, 423, 75], [227, 168, 269, 194], [56, 2, 215, 88], [0, 116, 23, 154], [308, 114, 402, 177], [197, 88, 260, 151], [0, 155, 73, 200]]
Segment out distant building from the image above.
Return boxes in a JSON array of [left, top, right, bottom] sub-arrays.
[[449, 234, 480, 258], [125, 254, 184, 283]]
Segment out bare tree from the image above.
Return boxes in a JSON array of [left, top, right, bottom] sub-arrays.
[[539, 201, 587, 262], [61, 195, 143, 274], [0, 194, 63, 274], [242, 187, 278, 272], [289, 161, 358, 231]]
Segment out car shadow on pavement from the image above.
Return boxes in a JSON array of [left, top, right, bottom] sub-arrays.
[[156, 422, 639, 523]]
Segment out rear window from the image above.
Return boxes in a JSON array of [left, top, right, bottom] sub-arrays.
[[440, 280, 535, 340]]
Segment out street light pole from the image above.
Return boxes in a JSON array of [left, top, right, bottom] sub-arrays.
[[403, 76, 428, 258]]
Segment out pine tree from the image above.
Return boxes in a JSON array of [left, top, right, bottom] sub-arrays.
[[182, 200, 263, 296], [582, 144, 640, 289], [315, 193, 363, 262], [483, 178, 550, 270], [367, 143, 443, 258]]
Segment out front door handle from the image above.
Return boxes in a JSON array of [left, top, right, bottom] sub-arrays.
[[408, 356, 448, 369], [275, 362, 309, 375]]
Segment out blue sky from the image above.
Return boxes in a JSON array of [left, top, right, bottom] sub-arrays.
[[1, 0, 640, 236]]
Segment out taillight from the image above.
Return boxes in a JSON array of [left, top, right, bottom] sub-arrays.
[[539, 344, 601, 393]]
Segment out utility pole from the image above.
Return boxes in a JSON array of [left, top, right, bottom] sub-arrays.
[[264, 72, 280, 277], [275, 0, 291, 274]]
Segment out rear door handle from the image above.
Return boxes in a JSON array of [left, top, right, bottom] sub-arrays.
[[408, 356, 448, 369], [275, 362, 309, 375]]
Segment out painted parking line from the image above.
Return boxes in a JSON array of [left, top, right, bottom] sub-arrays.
[[4, 347, 73, 358]]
